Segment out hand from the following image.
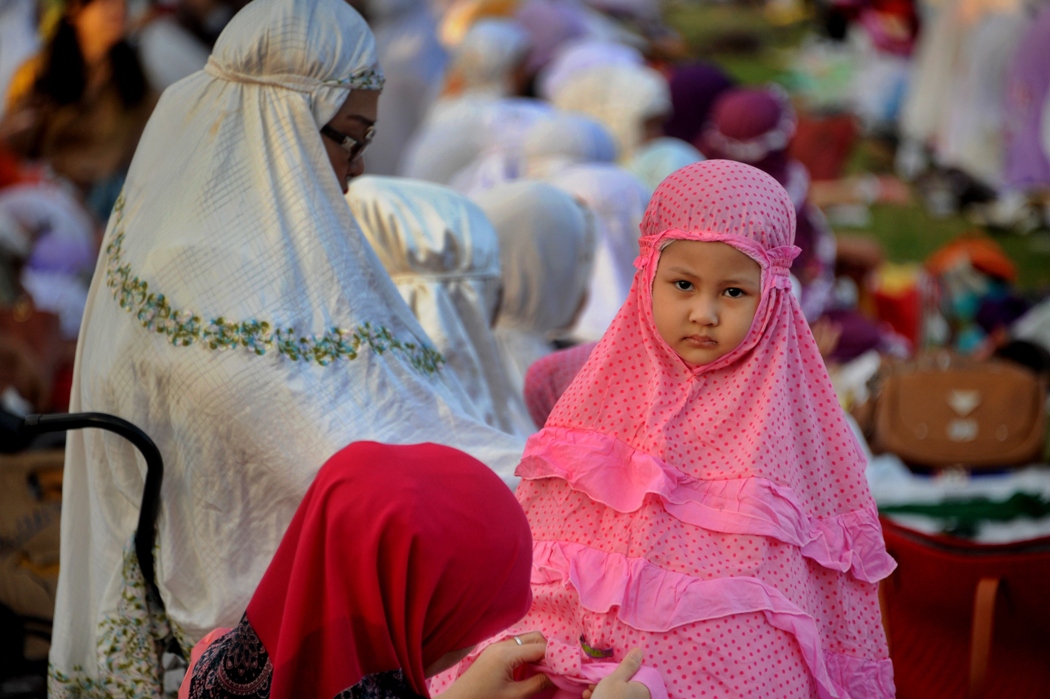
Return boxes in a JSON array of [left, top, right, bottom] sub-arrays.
[[439, 632, 553, 699], [582, 649, 651, 699]]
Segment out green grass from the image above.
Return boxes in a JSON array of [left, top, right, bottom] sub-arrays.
[[664, 4, 801, 84], [664, 4, 1050, 290]]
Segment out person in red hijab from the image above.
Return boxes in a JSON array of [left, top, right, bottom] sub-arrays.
[[179, 441, 545, 699]]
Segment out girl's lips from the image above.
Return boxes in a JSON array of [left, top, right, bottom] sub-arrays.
[[684, 335, 717, 347]]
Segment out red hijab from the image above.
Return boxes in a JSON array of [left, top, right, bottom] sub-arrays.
[[246, 441, 533, 699]]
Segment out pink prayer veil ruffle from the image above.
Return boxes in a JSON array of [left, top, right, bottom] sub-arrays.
[[435, 160, 895, 699]]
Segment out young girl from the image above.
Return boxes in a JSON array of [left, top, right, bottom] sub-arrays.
[[438, 159, 896, 699], [179, 441, 546, 699]]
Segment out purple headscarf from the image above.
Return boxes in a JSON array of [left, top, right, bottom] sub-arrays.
[[699, 86, 796, 186], [1002, 3, 1050, 191], [663, 62, 736, 145]]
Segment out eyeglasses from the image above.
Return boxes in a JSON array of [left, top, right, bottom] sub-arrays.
[[320, 123, 375, 162]]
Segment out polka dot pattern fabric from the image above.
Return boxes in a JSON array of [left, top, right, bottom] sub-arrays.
[[433, 161, 896, 699]]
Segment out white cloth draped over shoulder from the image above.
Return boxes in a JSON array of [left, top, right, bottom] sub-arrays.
[[473, 181, 595, 397], [546, 164, 650, 343], [348, 175, 534, 436], [51, 0, 525, 695]]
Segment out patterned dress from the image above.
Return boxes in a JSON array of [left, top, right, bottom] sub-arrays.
[[187, 615, 425, 699]]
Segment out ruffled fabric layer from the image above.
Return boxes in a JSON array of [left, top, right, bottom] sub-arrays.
[[519, 427, 896, 584], [534, 540, 895, 699]]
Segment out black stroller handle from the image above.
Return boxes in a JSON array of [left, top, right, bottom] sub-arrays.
[[21, 412, 164, 603]]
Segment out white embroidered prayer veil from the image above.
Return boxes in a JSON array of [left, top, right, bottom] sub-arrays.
[[348, 175, 534, 436], [472, 181, 595, 396], [51, 0, 525, 694]]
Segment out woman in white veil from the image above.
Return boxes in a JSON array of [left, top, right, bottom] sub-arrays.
[[50, 0, 524, 694], [348, 175, 534, 437]]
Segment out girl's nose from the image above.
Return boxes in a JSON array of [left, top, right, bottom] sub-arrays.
[[689, 296, 718, 326]]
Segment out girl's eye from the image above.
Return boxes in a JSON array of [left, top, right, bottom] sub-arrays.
[[724, 287, 745, 298], [674, 280, 693, 292]]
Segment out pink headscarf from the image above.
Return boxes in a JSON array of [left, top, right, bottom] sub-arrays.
[[478, 160, 896, 699]]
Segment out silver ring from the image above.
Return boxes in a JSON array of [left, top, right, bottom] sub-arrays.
[[513, 636, 523, 646]]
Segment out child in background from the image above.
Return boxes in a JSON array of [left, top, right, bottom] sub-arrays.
[[439, 160, 897, 699]]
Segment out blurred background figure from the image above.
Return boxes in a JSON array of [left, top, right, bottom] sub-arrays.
[[473, 180, 594, 397], [548, 60, 671, 162], [546, 163, 649, 343], [2, 0, 155, 220], [364, 0, 448, 175], [135, 0, 246, 93]]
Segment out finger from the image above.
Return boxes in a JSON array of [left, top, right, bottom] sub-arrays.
[[514, 631, 547, 646], [582, 691, 592, 699], [509, 672, 553, 698], [506, 639, 547, 665], [607, 649, 644, 682], [627, 680, 652, 699]]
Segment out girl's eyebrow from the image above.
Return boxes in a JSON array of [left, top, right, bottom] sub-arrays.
[[664, 265, 698, 278]]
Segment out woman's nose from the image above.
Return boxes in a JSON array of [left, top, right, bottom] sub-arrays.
[[348, 156, 366, 180]]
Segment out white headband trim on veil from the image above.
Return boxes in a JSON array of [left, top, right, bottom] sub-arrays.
[[703, 85, 796, 163], [103, 195, 443, 374], [204, 56, 386, 92]]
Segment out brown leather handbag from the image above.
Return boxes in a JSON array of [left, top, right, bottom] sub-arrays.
[[864, 353, 1047, 469]]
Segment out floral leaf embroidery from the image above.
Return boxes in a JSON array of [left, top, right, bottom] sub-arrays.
[[321, 67, 385, 90], [103, 195, 443, 375], [48, 544, 171, 699]]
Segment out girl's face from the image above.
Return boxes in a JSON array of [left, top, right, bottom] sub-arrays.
[[651, 240, 761, 366]]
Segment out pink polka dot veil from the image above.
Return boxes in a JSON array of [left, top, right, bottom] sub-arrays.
[[433, 161, 896, 699]]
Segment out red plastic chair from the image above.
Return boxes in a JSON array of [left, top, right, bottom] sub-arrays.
[[879, 517, 1050, 699]]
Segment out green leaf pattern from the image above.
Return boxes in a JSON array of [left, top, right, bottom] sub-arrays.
[[48, 546, 172, 699], [321, 67, 385, 90], [103, 194, 444, 374]]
